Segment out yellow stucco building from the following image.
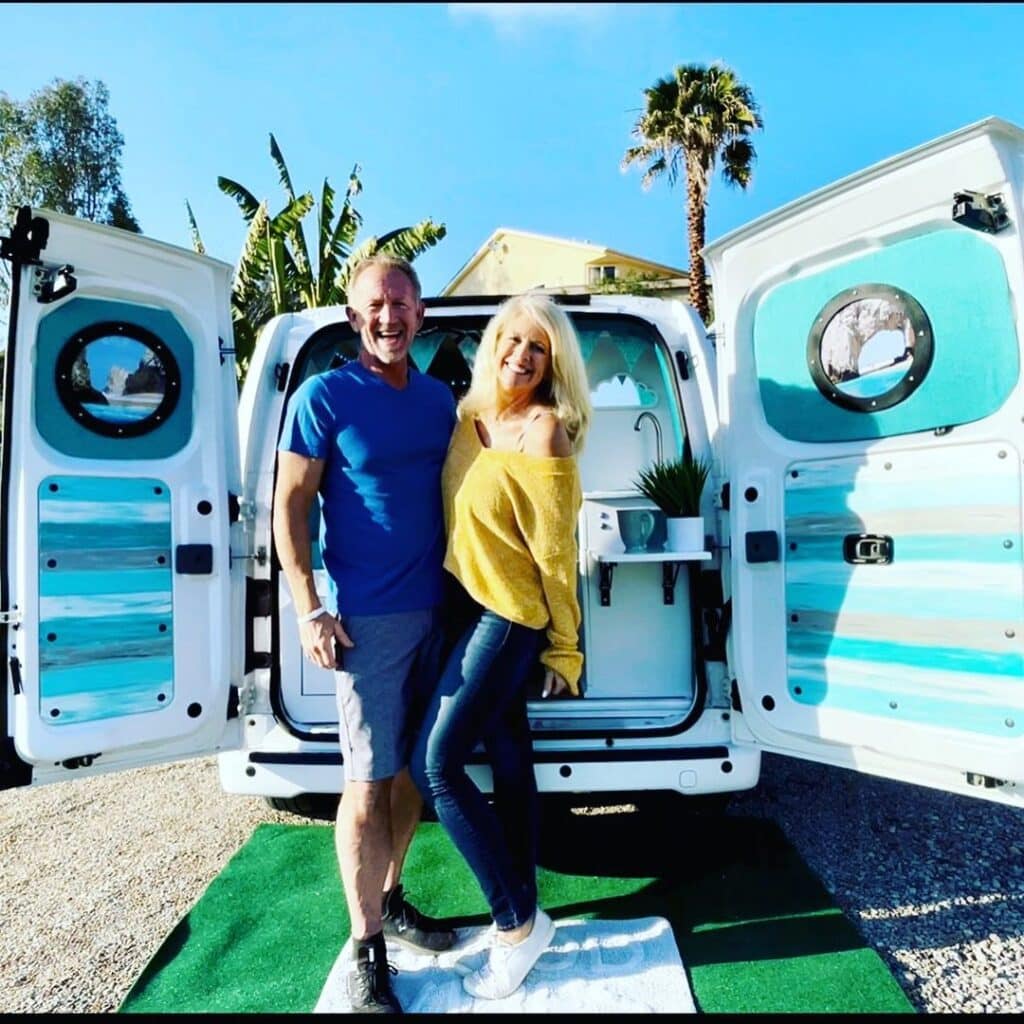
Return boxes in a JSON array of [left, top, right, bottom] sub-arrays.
[[441, 227, 691, 300]]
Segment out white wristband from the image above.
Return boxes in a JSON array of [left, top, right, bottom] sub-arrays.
[[297, 606, 328, 624]]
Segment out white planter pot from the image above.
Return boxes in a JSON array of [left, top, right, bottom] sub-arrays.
[[666, 516, 704, 552]]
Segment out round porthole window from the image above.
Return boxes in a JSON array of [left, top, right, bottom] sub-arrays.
[[55, 321, 181, 438], [807, 284, 933, 412]]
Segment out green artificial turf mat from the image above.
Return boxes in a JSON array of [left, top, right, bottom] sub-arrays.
[[120, 798, 913, 1014]]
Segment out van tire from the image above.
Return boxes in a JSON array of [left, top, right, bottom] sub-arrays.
[[265, 794, 340, 820]]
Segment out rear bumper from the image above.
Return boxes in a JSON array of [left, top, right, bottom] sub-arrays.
[[218, 743, 760, 799]]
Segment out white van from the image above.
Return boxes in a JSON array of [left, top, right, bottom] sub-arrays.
[[3, 116, 1023, 814]]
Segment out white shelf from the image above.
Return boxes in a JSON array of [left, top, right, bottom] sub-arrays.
[[590, 549, 712, 563]]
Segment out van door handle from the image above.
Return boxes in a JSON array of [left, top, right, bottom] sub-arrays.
[[843, 534, 893, 565]]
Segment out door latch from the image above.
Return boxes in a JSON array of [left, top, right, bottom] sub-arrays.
[[843, 534, 893, 565], [952, 190, 1010, 234], [32, 263, 77, 303]]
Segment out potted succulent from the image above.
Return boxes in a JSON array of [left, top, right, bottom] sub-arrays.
[[633, 454, 711, 552]]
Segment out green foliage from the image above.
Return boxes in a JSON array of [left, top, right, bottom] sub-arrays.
[[622, 61, 762, 325], [0, 76, 140, 313], [190, 134, 446, 384], [593, 269, 668, 295], [0, 77, 139, 229], [633, 454, 711, 518]]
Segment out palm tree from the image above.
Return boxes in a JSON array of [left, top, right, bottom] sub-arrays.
[[622, 62, 762, 324], [189, 134, 446, 383]]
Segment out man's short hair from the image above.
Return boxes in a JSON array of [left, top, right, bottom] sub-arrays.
[[348, 253, 422, 302]]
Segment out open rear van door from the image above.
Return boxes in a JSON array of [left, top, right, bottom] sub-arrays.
[[707, 118, 1024, 806], [0, 208, 243, 788]]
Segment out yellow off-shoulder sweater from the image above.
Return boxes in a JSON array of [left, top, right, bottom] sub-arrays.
[[442, 415, 583, 693]]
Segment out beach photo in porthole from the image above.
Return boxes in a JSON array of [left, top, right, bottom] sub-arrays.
[[807, 284, 933, 412], [55, 322, 181, 437]]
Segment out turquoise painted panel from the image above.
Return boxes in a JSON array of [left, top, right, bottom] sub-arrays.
[[786, 580, 1022, 621], [754, 229, 1018, 442], [39, 571, 171, 598], [783, 445, 1024, 738], [788, 633, 1024, 679], [40, 613, 172, 669], [39, 659, 175, 723], [35, 297, 194, 459], [786, 673, 1022, 737], [40, 657, 175, 698], [38, 475, 174, 725], [786, 478, 1018, 514]]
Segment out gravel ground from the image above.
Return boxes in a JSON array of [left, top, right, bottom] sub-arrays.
[[727, 754, 1024, 1014], [1, 752, 1022, 1013]]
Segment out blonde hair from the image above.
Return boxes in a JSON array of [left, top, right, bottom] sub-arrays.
[[459, 293, 592, 452]]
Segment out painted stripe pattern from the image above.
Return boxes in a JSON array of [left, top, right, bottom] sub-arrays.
[[38, 476, 174, 724], [784, 444, 1024, 737]]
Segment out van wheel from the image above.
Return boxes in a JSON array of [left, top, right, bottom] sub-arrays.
[[265, 794, 340, 820]]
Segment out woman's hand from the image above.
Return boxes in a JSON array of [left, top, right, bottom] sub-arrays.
[[541, 669, 570, 698]]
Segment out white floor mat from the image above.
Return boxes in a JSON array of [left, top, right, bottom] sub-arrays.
[[315, 915, 696, 1014]]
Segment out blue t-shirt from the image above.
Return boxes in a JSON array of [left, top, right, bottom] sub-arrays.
[[278, 360, 456, 615]]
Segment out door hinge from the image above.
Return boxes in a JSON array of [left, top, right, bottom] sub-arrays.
[[245, 577, 273, 674], [61, 753, 100, 770], [0, 206, 48, 266], [952, 190, 1010, 234], [246, 577, 273, 618], [0, 609, 23, 625], [274, 362, 290, 392], [227, 493, 256, 524], [32, 263, 77, 304]]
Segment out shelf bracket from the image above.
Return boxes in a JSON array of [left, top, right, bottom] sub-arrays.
[[599, 561, 616, 606], [662, 561, 683, 604]]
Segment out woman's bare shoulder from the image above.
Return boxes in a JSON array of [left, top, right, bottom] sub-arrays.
[[520, 409, 572, 457]]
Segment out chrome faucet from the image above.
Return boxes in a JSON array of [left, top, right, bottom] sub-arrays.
[[633, 411, 663, 465]]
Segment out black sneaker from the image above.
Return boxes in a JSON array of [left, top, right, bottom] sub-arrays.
[[382, 884, 456, 954], [347, 942, 401, 1014]]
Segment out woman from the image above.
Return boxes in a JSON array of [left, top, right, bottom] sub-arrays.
[[410, 292, 591, 1000]]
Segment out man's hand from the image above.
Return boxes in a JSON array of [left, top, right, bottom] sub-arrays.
[[541, 669, 570, 698], [300, 612, 354, 670]]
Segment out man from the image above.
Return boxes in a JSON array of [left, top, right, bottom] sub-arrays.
[[273, 254, 456, 1013]]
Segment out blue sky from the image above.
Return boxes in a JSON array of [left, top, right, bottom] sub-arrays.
[[4, 3, 1024, 297]]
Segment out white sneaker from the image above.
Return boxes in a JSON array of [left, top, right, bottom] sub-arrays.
[[462, 908, 556, 1000]]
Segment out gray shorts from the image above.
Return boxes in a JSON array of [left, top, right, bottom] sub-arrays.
[[334, 608, 445, 783]]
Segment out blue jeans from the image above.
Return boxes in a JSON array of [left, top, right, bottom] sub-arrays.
[[410, 603, 544, 931]]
